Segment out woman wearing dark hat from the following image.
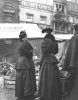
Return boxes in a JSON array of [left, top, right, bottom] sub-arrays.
[[15, 30, 37, 100], [42, 28, 58, 55], [37, 28, 62, 100]]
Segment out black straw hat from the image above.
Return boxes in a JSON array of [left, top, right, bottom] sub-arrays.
[[42, 28, 53, 33]]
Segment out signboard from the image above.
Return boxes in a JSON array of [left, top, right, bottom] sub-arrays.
[[19, 0, 52, 12], [0, 25, 23, 32], [0, 23, 45, 38], [0, 23, 28, 38]]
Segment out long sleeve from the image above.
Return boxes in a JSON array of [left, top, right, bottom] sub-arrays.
[[38, 53, 47, 66]]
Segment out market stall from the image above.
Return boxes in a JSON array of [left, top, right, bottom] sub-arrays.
[[0, 23, 73, 88]]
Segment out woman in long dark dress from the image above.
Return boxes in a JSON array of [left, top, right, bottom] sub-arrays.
[[15, 30, 37, 100], [37, 28, 62, 100]]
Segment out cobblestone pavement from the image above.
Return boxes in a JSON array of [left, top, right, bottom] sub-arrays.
[[0, 86, 38, 100], [0, 72, 39, 100], [0, 87, 16, 100]]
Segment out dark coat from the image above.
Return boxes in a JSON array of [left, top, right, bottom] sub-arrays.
[[39, 38, 56, 66], [15, 40, 37, 98], [63, 33, 78, 100], [38, 38, 62, 100], [16, 40, 33, 69], [44, 33, 58, 55]]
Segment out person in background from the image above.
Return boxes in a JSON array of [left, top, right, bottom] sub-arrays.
[[37, 28, 62, 100], [62, 23, 78, 100], [15, 30, 37, 100]]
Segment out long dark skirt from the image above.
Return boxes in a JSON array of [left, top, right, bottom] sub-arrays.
[[15, 69, 37, 98], [38, 62, 62, 100]]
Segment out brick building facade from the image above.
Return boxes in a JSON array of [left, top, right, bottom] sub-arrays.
[[52, 0, 78, 34], [0, 0, 19, 23]]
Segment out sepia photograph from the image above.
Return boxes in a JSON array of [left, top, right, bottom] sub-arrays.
[[0, 0, 77, 100]]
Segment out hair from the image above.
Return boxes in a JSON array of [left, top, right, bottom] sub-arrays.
[[19, 30, 27, 42]]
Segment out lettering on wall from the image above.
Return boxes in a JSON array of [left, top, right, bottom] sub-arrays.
[[19, 0, 52, 13]]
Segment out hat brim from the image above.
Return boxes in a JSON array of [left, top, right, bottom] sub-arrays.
[[42, 28, 53, 33]]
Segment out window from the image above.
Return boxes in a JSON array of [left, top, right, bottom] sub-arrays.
[[4, 1, 13, 9], [4, 14, 13, 23], [26, 13, 33, 22], [55, 4, 65, 13], [40, 16, 46, 24]]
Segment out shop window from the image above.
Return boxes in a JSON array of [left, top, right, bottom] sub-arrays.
[[4, 14, 13, 23], [40, 16, 46, 24], [26, 13, 33, 22]]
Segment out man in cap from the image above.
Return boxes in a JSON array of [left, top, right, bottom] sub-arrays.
[[62, 23, 78, 100]]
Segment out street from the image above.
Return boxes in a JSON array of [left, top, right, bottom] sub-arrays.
[[0, 74, 39, 100], [0, 87, 16, 100], [0, 87, 38, 100]]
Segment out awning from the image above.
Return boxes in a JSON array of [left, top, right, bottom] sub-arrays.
[[54, 34, 73, 41], [0, 23, 73, 40], [0, 23, 45, 38]]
